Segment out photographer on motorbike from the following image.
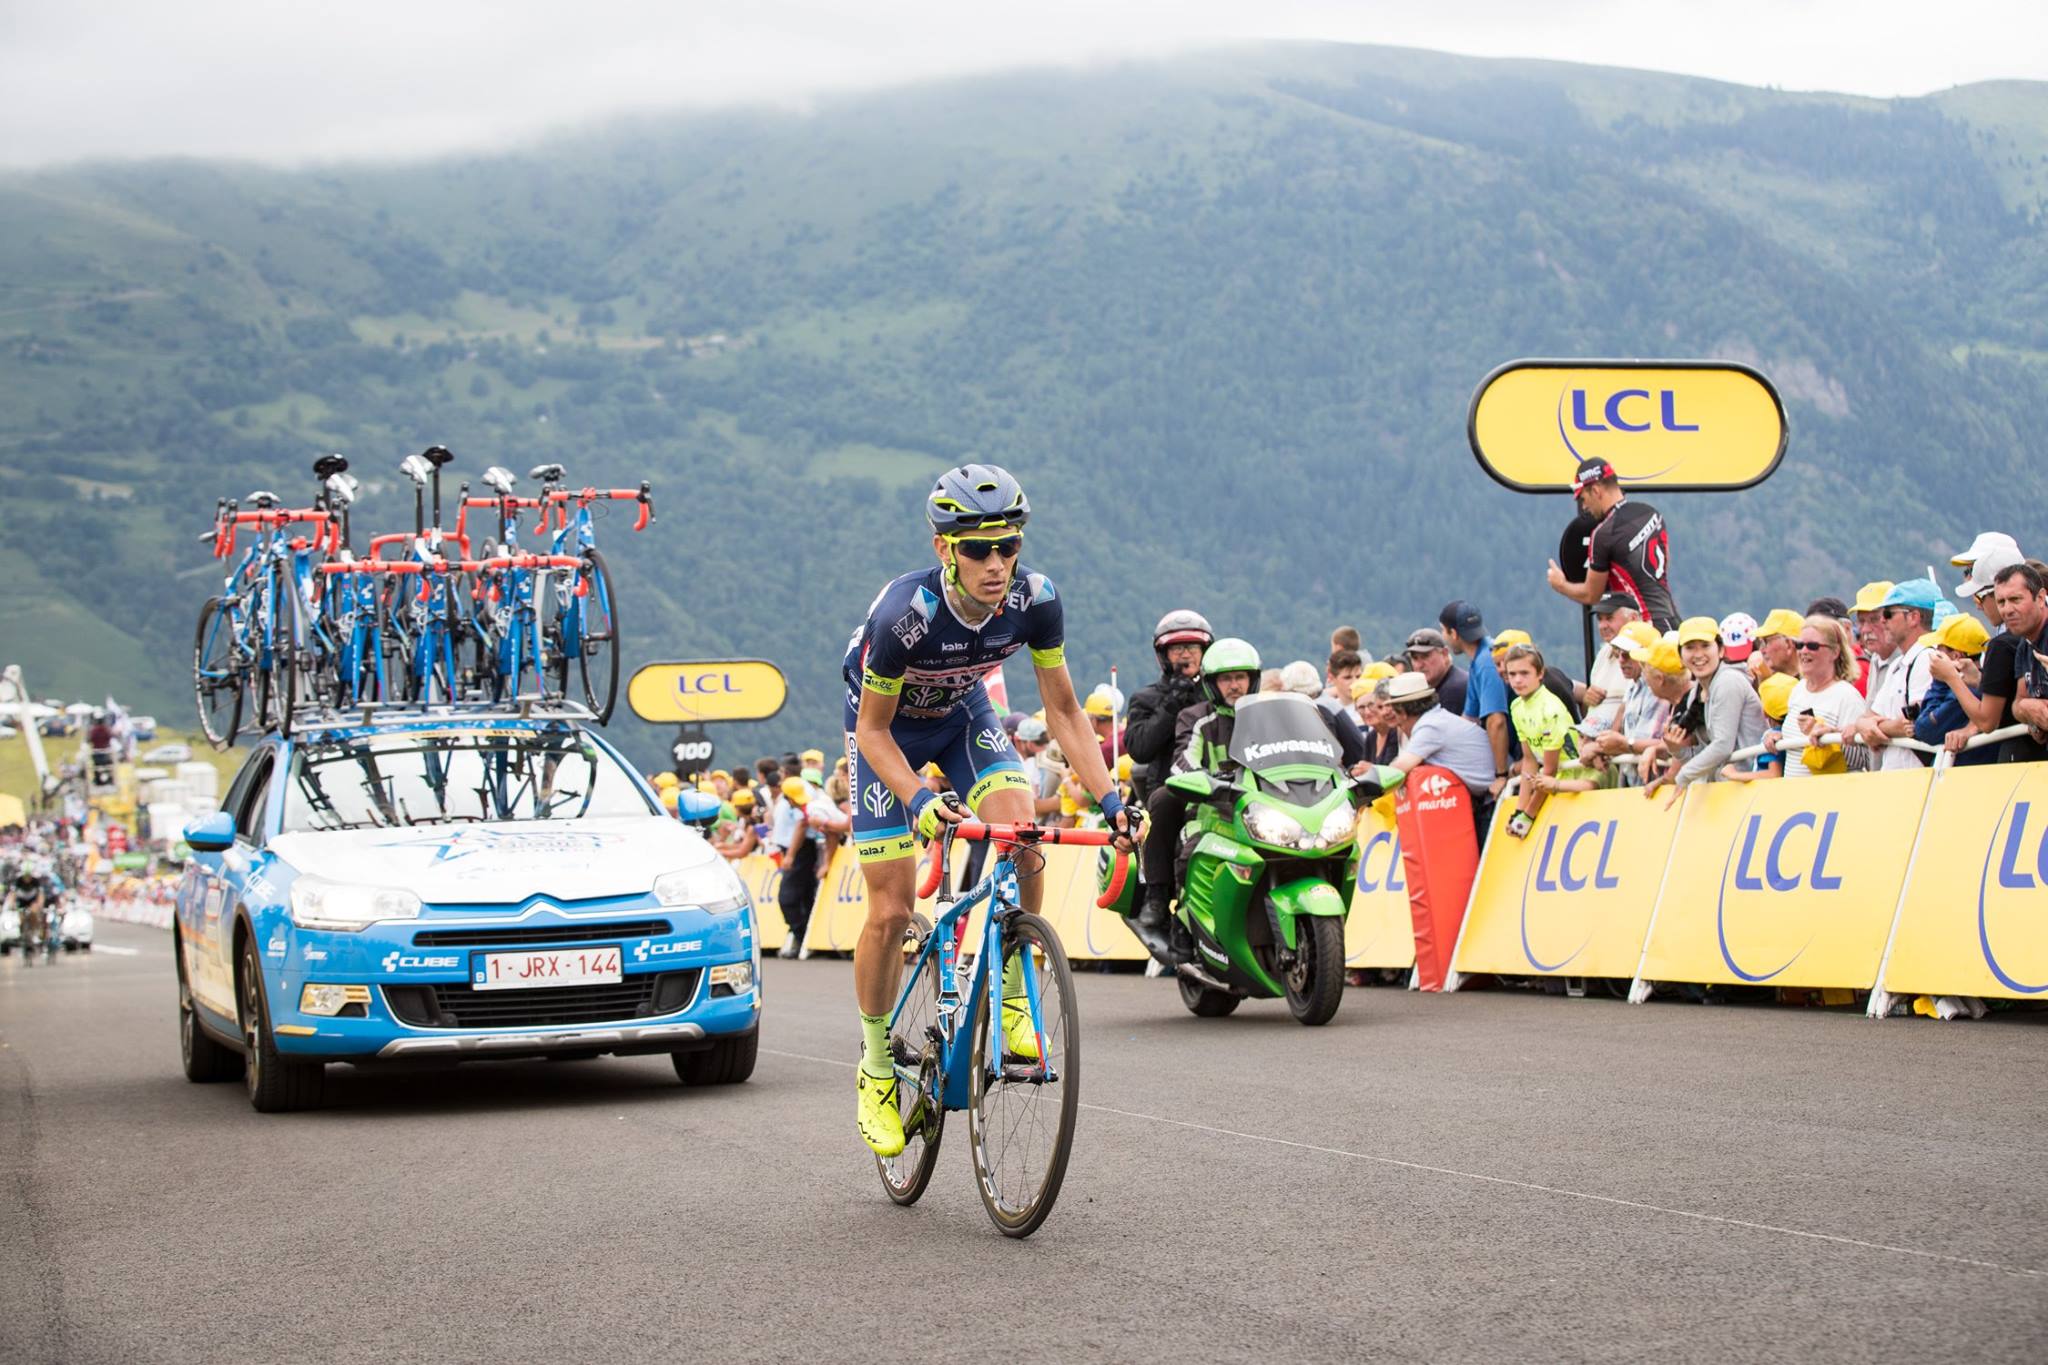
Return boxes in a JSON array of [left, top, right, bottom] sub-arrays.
[[1124, 610, 1214, 804], [11, 860, 55, 963], [1132, 637, 1261, 961]]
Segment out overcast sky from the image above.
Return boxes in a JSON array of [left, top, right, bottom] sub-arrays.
[[1, 1, 2041, 168]]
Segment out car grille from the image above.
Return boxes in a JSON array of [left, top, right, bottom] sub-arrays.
[[410, 918, 671, 948], [383, 970, 700, 1030]]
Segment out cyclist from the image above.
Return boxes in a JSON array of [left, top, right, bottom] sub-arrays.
[[844, 463, 1140, 1157]]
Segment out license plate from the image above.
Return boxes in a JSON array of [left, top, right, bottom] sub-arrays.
[[471, 945, 623, 991]]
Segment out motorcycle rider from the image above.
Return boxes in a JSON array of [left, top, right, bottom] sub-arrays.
[[1124, 610, 1214, 804], [1133, 638, 1261, 961]]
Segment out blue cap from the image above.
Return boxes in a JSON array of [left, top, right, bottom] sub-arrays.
[[1877, 578, 1941, 613]]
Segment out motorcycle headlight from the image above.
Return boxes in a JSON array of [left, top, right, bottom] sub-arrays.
[[288, 877, 421, 931], [1245, 805, 1307, 849], [653, 865, 750, 915], [1319, 806, 1359, 846]]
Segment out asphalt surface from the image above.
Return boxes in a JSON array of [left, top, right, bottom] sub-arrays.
[[2, 921, 2044, 1364]]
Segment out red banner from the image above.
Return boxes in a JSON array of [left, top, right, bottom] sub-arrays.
[[1396, 766, 1481, 991]]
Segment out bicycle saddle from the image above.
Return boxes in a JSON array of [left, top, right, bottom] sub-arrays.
[[482, 466, 517, 495], [313, 453, 349, 479], [421, 445, 455, 467], [528, 463, 566, 483], [324, 472, 359, 507], [245, 489, 280, 508], [398, 455, 432, 486]]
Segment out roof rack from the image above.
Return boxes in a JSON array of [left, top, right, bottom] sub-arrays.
[[282, 696, 598, 736]]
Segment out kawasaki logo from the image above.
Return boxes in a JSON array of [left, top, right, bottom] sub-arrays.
[[863, 783, 897, 819], [1243, 740, 1337, 764], [382, 951, 459, 972]]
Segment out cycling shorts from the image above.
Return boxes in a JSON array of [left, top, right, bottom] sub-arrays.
[[843, 690, 1029, 864]]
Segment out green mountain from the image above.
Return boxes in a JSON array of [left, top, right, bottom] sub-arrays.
[[3, 42, 2043, 767]]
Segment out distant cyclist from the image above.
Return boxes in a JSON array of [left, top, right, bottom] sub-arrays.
[[841, 464, 1140, 1157]]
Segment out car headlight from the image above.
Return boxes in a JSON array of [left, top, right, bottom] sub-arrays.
[[1245, 804, 1307, 849], [653, 865, 750, 915], [1319, 806, 1358, 846], [288, 877, 421, 931]]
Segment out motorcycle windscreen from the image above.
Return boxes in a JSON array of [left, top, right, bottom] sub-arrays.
[[1227, 694, 1343, 802]]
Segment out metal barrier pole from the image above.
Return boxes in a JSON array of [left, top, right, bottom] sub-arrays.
[[1865, 749, 1952, 1019], [1626, 781, 1697, 1004]]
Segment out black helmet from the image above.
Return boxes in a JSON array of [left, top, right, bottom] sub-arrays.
[[1152, 609, 1214, 671], [927, 464, 1029, 536]]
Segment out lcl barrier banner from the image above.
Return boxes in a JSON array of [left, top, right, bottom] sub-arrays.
[[1881, 763, 2048, 1002], [733, 853, 793, 951], [1347, 802, 1416, 970], [1397, 766, 1481, 991], [1636, 770, 1932, 990], [1453, 786, 1681, 981], [803, 845, 875, 953]]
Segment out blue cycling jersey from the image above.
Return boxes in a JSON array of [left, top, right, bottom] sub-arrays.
[[842, 564, 1065, 720]]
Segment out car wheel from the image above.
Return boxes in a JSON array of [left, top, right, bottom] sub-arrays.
[[237, 938, 326, 1111], [179, 936, 241, 1083], [672, 1029, 758, 1085]]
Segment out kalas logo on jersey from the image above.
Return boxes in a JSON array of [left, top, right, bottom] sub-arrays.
[[863, 783, 897, 820], [1979, 789, 2048, 994], [1714, 807, 1844, 981]]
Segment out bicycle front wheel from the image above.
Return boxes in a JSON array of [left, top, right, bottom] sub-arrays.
[[193, 597, 244, 750], [576, 549, 620, 722], [968, 912, 1079, 1238]]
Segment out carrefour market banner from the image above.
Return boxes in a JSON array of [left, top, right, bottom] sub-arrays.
[[1453, 786, 1680, 981], [1881, 763, 2048, 1002], [1637, 770, 1931, 990]]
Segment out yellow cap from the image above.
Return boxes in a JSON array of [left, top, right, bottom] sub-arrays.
[[697, 781, 716, 794], [731, 789, 755, 809], [800, 748, 824, 765], [1675, 616, 1721, 646], [1852, 581, 1895, 614], [1757, 672, 1797, 720], [1084, 691, 1117, 719], [1617, 621, 1663, 659], [651, 771, 680, 789], [1489, 629, 1533, 655], [1643, 640, 1686, 676], [1362, 660, 1397, 681], [709, 769, 731, 782], [1116, 754, 1133, 781], [659, 787, 681, 811], [1755, 608, 1805, 641], [1933, 614, 1990, 656], [780, 777, 809, 802]]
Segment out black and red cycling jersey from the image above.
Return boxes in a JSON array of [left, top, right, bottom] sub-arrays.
[[1588, 497, 1676, 631]]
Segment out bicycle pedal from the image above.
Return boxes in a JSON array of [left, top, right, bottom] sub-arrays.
[[999, 1062, 1056, 1084]]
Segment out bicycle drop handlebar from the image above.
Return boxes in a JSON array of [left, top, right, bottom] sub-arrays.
[[917, 821, 1131, 907], [543, 483, 655, 533]]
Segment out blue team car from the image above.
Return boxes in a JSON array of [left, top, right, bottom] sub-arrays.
[[174, 708, 759, 1111]]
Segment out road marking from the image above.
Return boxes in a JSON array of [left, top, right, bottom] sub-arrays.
[[91, 945, 141, 957], [764, 1046, 2043, 1281]]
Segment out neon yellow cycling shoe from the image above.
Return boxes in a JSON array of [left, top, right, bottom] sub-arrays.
[[856, 1068, 906, 1158], [1001, 996, 1041, 1060]]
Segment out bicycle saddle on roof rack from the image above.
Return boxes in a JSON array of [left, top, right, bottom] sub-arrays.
[[398, 455, 432, 485], [324, 472, 359, 506], [313, 453, 348, 479], [245, 489, 280, 508], [482, 466, 517, 495], [422, 444, 455, 467], [528, 463, 566, 482]]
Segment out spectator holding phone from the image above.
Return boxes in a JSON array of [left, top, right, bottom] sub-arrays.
[[1643, 617, 1766, 805], [1770, 615, 1867, 777]]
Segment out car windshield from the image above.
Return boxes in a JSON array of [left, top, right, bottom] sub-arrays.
[[280, 725, 654, 833], [1228, 694, 1343, 772]]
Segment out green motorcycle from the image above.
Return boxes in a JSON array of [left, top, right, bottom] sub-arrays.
[[1111, 692, 1399, 1024]]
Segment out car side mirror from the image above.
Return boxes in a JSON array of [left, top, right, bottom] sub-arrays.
[[183, 811, 236, 853], [676, 790, 722, 825], [1165, 770, 1214, 798]]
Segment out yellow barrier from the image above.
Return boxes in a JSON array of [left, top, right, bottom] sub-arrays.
[[1880, 763, 2048, 1002], [731, 853, 792, 951], [1637, 769, 1931, 991], [1347, 804, 1416, 970], [802, 845, 878, 953], [1452, 786, 1681, 981]]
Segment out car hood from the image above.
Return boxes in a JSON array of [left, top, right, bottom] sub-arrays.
[[267, 817, 718, 905]]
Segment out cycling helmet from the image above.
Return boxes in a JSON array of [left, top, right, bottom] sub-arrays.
[[1199, 637, 1262, 715], [927, 464, 1029, 536], [1151, 609, 1214, 670]]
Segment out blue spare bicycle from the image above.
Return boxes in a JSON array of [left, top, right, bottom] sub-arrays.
[[878, 820, 1128, 1237]]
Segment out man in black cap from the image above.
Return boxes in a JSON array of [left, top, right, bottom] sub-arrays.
[[1545, 458, 1677, 631], [1401, 627, 1467, 715], [1580, 591, 1641, 713]]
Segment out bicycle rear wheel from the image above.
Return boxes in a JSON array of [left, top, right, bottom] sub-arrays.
[[968, 911, 1079, 1238], [575, 549, 619, 722], [193, 597, 244, 751], [876, 914, 945, 1206], [271, 574, 305, 731]]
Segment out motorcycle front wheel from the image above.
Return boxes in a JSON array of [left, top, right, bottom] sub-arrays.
[[1283, 916, 1347, 1026]]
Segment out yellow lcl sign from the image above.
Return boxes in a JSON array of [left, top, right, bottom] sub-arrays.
[[1468, 359, 1786, 493], [627, 660, 788, 723]]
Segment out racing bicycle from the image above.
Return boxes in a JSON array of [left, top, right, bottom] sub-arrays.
[[194, 492, 337, 747], [877, 820, 1128, 1238], [533, 466, 652, 724]]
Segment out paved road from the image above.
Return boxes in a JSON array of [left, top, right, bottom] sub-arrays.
[[3, 921, 2044, 1364]]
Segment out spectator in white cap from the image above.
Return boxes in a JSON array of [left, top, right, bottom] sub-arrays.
[[1576, 591, 1639, 719], [1952, 531, 2021, 576], [1718, 612, 1758, 668], [1957, 540, 2025, 629], [1846, 579, 1940, 771], [1384, 671, 1500, 838]]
